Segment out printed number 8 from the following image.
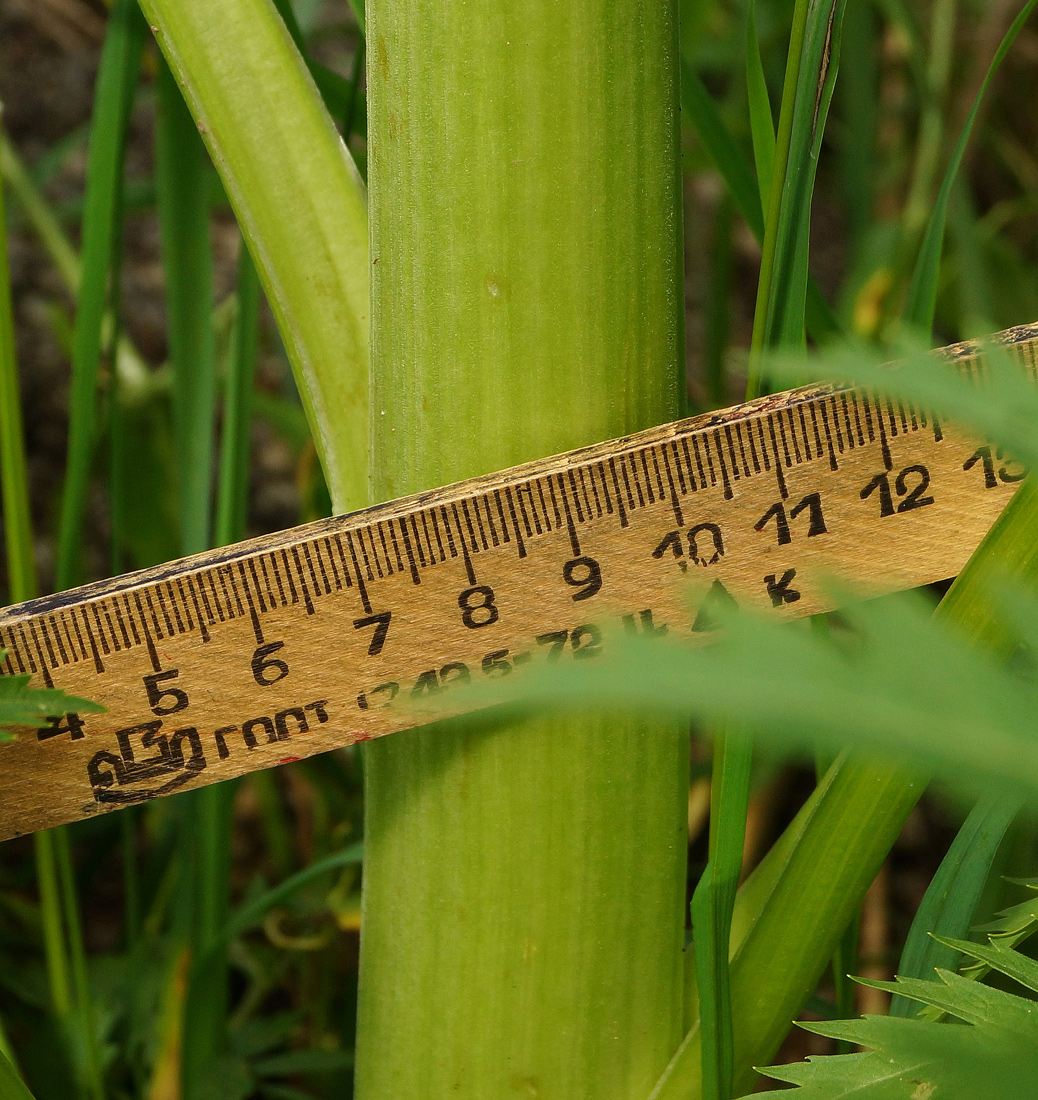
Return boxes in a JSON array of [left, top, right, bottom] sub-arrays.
[[459, 585, 500, 629]]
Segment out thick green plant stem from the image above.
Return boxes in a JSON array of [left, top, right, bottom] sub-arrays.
[[652, 479, 1038, 1098], [139, 0, 370, 513], [356, 3, 688, 1098]]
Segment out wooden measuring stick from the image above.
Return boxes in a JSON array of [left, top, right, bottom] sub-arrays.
[[0, 323, 1034, 840]]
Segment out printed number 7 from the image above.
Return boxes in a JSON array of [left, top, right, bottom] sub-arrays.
[[354, 611, 392, 656]]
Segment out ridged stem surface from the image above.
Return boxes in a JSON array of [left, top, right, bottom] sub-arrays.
[[357, 4, 688, 1098]]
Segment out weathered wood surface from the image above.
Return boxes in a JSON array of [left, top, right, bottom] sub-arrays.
[[0, 324, 1034, 839]]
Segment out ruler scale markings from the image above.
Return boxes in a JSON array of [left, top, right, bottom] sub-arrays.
[[330, 534, 353, 587], [0, 324, 1035, 838], [108, 600, 130, 651], [301, 542, 327, 597], [825, 397, 844, 456], [29, 621, 54, 685], [54, 611, 75, 664], [466, 497, 488, 552], [806, 402, 824, 465], [503, 487, 527, 557], [289, 547, 315, 614], [484, 491, 502, 546], [660, 447, 684, 528], [385, 519, 404, 574], [595, 461, 614, 517], [173, 578, 195, 634], [344, 532, 371, 614], [398, 519, 421, 585], [491, 490, 511, 548], [817, 402, 838, 470], [712, 431, 733, 498], [247, 557, 269, 614], [721, 425, 742, 481]]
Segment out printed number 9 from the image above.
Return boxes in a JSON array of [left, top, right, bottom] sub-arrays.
[[563, 556, 602, 601]]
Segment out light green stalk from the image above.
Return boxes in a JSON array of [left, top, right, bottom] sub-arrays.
[[138, 0, 370, 513], [356, 4, 687, 1098]]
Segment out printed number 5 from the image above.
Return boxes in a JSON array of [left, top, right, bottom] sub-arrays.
[[143, 669, 189, 715]]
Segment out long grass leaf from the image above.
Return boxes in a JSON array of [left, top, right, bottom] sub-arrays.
[[891, 795, 1019, 1015], [215, 247, 260, 548], [0, 134, 152, 400], [835, 0, 878, 249], [679, 63, 839, 344], [156, 57, 217, 557], [903, 0, 1038, 336], [140, 0, 370, 514], [222, 844, 364, 944], [750, 0, 848, 376], [55, 0, 146, 590], [0, 123, 36, 604], [0, 1047, 37, 1100], [692, 732, 752, 1100], [745, 0, 775, 209]]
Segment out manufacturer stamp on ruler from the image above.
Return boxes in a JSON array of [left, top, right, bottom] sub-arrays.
[[0, 323, 1035, 839]]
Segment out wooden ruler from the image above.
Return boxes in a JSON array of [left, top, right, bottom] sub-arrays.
[[0, 324, 1035, 841]]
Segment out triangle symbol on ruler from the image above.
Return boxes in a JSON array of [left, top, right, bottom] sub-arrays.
[[691, 579, 737, 633]]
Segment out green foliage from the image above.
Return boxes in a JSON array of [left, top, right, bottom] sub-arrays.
[[0, 660, 101, 744], [749, 937, 1038, 1100]]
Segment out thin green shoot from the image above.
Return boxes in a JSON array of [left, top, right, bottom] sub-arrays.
[[55, 0, 146, 590], [892, 795, 1020, 1016], [903, 0, 1038, 336], [679, 62, 839, 345], [156, 56, 217, 557], [750, 0, 848, 376], [745, 0, 775, 210], [691, 732, 752, 1100]]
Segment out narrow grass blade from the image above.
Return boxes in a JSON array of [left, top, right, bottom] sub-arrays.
[[0, 134, 152, 402], [0, 121, 37, 604], [271, 0, 368, 138], [903, 0, 1038, 336], [692, 732, 752, 1100], [745, 0, 775, 209], [949, 180, 995, 337], [0, 1047, 37, 1100], [681, 65, 763, 239], [0, 134, 78, 291], [215, 246, 260, 549], [55, 0, 146, 589], [140, 0, 370, 514], [54, 833, 102, 1100], [221, 844, 363, 945], [343, 36, 366, 145], [836, 0, 878, 250], [679, 62, 839, 344], [890, 794, 1019, 1016], [750, 0, 848, 377], [156, 57, 217, 557], [1, 144, 82, 1100], [704, 195, 734, 407], [33, 832, 72, 1019]]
